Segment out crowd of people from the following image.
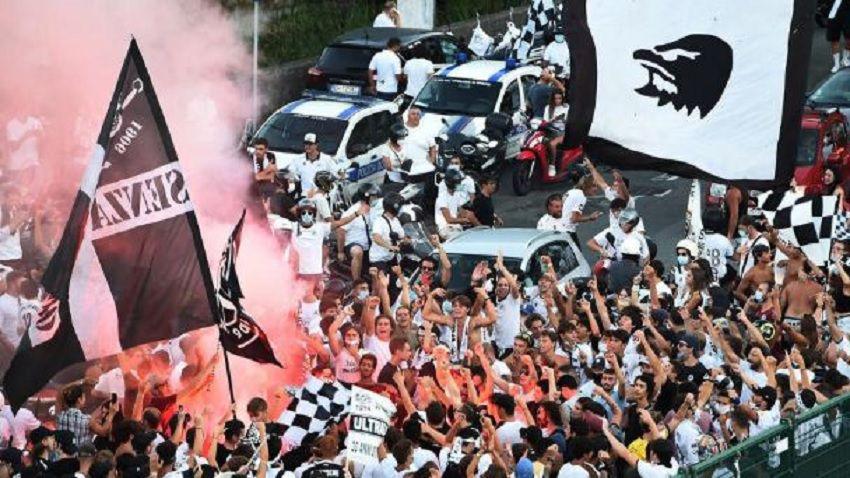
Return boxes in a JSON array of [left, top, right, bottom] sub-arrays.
[[4, 4, 850, 478]]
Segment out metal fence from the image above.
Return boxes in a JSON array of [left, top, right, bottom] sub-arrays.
[[679, 393, 850, 477]]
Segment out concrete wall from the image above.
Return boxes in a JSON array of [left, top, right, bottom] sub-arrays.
[[258, 7, 528, 117]]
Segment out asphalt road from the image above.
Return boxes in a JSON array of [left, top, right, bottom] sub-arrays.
[[493, 28, 834, 266]]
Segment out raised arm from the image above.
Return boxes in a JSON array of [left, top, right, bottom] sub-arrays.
[[430, 234, 453, 287], [361, 295, 381, 337], [423, 289, 454, 326]]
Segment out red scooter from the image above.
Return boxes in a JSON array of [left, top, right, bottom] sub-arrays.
[[512, 120, 584, 195]]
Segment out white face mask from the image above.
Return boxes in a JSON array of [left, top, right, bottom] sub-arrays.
[[714, 403, 731, 415], [344, 339, 360, 348], [484, 278, 494, 293], [554, 34, 565, 43], [753, 291, 764, 303], [356, 290, 369, 301]]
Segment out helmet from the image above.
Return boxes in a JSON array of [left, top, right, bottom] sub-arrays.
[[444, 168, 464, 190], [314, 170, 335, 193], [354, 183, 382, 203], [676, 239, 699, 258], [296, 198, 317, 226], [389, 123, 408, 142], [383, 192, 404, 216], [618, 208, 640, 229], [620, 236, 642, 256]]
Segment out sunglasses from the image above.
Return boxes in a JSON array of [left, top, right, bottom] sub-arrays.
[[421, 265, 434, 271]]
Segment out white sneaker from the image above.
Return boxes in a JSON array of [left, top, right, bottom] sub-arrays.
[[842, 55, 850, 67], [833, 63, 841, 73], [548, 164, 557, 177]]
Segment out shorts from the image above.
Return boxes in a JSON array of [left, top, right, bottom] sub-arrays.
[[827, 10, 850, 42], [837, 314, 850, 334], [344, 243, 368, 257]]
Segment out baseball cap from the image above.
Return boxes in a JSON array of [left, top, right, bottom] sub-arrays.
[[29, 426, 54, 445], [591, 356, 607, 372], [304, 133, 317, 144], [679, 333, 699, 350]]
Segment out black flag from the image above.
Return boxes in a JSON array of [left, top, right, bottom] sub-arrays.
[[563, 0, 814, 188], [2, 39, 218, 411], [216, 210, 282, 367]]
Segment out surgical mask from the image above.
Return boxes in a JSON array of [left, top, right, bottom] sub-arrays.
[[356, 290, 369, 301], [300, 211, 315, 227], [753, 291, 764, 303], [484, 278, 494, 293], [554, 34, 565, 43], [442, 300, 454, 315], [677, 255, 689, 266], [447, 164, 461, 171], [344, 339, 360, 348], [738, 228, 747, 238]]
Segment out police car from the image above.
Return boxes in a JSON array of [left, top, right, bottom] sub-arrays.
[[250, 91, 399, 203], [407, 59, 541, 159]]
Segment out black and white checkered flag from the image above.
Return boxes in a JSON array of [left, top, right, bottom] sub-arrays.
[[277, 376, 351, 446], [757, 191, 839, 265], [514, 0, 556, 60], [836, 210, 850, 242]]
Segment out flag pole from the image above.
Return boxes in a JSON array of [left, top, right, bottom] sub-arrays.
[[252, 0, 260, 128], [221, 344, 237, 418]]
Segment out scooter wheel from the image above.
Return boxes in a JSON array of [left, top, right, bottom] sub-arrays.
[[512, 160, 535, 196]]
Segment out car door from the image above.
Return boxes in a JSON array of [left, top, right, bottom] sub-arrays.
[[498, 79, 525, 158], [345, 111, 388, 186], [526, 241, 580, 283]]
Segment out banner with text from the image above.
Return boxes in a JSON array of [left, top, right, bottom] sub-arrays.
[[345, 386, 396, 464]]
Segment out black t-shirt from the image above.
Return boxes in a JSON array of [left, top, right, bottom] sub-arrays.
[[677, 362, 708, 385], [420, 421, 450, 456], [471, 194, 495, 227], [302, 461, 344, 478], [377, 362, 399, 386]]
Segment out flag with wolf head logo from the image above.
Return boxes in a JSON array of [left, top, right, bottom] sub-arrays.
[[564, 0, 814, 187], [216, 209, 281, 367], [1, 39, 218, 411]]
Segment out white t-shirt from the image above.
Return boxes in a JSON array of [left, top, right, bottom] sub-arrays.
[[342, 203, 372, 248], [293, 222, 331, 275], [561, 189, 587, 233], [557, 463, 590, 478], [636, 460, 679, 478], [543, 41, 571, 77], [493, 293, 521, 350], [0, 220, 22, 261], [403, 124, 436, 163], [313, 192, 332, 222], [537, 214, 569, 232], [403, 58, 434, 97], [435, 187, 469, 231], [437, 176, 475, 203], [0, 294, 22, 349], [373, 12, 396, 27], [290, 153, 335, 193], [364, 334, 391, 379], [674, 419, 701, 466], [702, 233, 734, 281], [94, 368, 127, 400], [369, 50, 403, 94], [370, 215, 405, 263], [378, 143, 406, 183], [750, 401, 780, 436], [496, 420, 524, 445]]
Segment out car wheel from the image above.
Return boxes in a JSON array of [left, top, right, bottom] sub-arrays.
[[512, 159, 536, 196]]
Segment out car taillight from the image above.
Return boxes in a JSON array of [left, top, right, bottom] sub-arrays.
[[306, 67, 325, 88]]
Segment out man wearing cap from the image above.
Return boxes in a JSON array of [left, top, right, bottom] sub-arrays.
[[542, 27, 570, 82], [290, 133, 336, 195], [740, 385, 780, 437], [676, 334, 708, 385]]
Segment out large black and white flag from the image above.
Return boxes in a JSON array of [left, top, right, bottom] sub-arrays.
[[2, 39, 218, 411], [757, 190, 838, 265], [514, 0, 557, 60], [276, 376, 351, 446], [564, 0, 814, 187], [216, 209, 281, 366]]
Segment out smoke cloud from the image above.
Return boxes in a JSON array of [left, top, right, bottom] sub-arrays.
[[0, 0, 305, 416]]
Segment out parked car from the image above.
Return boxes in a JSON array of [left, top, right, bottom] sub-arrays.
[[307, 27, 469, 96], [806, 67, 850, 121], [248, 91, 398, 207], [435, 227, 590, 292], [408, 59, 541, 160]]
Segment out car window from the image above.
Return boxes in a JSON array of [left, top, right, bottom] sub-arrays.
[[439, 38, 459, 64], [520, 75, 537, 104], [444, 254, 522, 291], [257, 113, 346, 155], [346, 117, 375, 157], [833, 120, 848, 146], [528, 241, 579, 282], [795, 128, 819, 166], [419, 38, 445, 64], [370, 111, 394, 146], [317, 46, 378, 73], [500, 80, 522, 114]]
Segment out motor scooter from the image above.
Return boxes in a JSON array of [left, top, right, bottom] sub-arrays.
[[512, 119, 584, 196]]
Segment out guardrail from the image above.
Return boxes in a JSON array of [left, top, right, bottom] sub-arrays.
[[678, 393, 850, 477]]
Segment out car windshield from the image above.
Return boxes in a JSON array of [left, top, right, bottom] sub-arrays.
[[256, 113, 346, 154], [809, 70, 850, 105], [796, 128, 819, 166], [413, 77, 501, 117], [444, 253, 522, 291], [317, 46, 379, 73]]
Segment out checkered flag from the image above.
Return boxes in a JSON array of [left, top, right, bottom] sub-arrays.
[[514, 0, 557, 60], [277, 376, 351, 446], [757, 191, 839, 265], [836, 210, 850, 242]]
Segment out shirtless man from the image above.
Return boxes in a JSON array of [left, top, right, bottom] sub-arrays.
[[780, 262, 822, 331], [423, 288, 497, 363], [538, 330, 570, 369], [735, 245, 775, 303], [768, 228, 825, 287]]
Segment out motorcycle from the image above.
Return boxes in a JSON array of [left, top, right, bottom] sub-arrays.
[[512, 119, 584, 196], [435, 112, 512, 177]]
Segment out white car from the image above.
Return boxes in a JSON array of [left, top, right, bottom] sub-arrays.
[[250, 91, 399, 204], [406, 59, 541, 159]]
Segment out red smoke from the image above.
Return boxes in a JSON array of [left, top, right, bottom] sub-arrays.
[[0, 0, 305, 418]]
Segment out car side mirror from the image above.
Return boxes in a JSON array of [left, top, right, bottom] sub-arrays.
[[349, 144, 369, 157]]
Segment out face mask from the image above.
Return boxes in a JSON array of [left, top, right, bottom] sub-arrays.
[[442, 301, 454, 315], [484, 278, 494, 293], [677, 255, 689, 266], [554, 34, 565, 43], [356, 290, 369, 301], [753, 291, 764, 303], [738, 228, 747, 238], [344, 339, 360, 348], [447, 164, 461, 171], [300, 211, 315, 227]]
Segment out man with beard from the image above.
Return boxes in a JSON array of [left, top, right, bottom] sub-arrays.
[[492, 251, 522, 358], [537, 194, 569, 232], [504, 333, 533, 382]]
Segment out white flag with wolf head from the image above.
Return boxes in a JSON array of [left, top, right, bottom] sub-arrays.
[[564, 0, 813, 187]]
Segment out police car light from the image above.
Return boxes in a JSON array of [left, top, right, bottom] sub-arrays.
[[505, 57, 518, 70], [455, 52, 469, 64]]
